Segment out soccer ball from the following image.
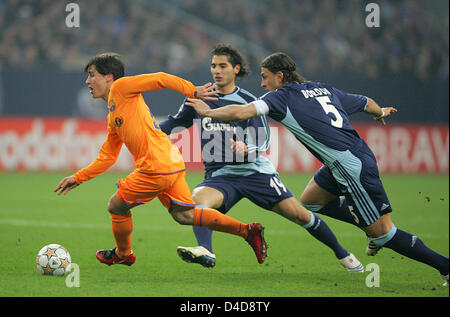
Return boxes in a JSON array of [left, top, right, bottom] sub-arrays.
[[36, 244, 71, 276]]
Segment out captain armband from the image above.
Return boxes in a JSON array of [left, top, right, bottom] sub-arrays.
[[253, 100, 270, 116]]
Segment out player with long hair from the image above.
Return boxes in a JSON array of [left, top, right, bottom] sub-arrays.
[[161, 44, 364, 272], [185, 52, 449, 286]]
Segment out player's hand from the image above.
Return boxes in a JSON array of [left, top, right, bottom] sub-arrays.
[[195, 83, 218, 101], [54, 176, 79, 196], [230, 139, 248, 157], [374, 107, 398, 126], [185, 98, 211, 116]]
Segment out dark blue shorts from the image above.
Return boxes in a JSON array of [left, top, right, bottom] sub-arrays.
[[196, 173, 294, 213], [313, 142, 392, 227]]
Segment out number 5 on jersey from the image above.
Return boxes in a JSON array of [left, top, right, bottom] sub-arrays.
[[316, 96, 343, 128]]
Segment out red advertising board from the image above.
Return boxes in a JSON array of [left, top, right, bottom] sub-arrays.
[[0, 117, 448, 173]]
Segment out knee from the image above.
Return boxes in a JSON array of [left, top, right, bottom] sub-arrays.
[[300, 177, 337, 207], [365, 214, 394, 239], [192, 186, 223, 209], [107, 200, 116, 214], [192, 192, 214, 209], [274, 197, 311, 226], [299, 194, 323, 213], [107, 196, 130, 216], [108, 206, 130, 217], [170, 207, 194, 225], [299, 191, 323, 209], [171, 212, 191, 225], [299, 192, 308, 206], [367, 223, 397, 247], [191, 192, 205, 206]]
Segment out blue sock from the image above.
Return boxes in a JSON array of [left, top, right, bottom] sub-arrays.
[[302, 211, 349, 260], [193, 226, 213, 253], [304, 197, 359, 227], [380, 227, 449, 275]]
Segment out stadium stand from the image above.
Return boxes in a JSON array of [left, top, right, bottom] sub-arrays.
[[0, 0, 448, 82]]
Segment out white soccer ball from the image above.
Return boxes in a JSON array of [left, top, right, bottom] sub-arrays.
[[36, 244, 72, 276]]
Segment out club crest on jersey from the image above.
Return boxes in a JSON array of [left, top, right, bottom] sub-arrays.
[[108, 100, 116, 112], [115, 116, 123, 127]]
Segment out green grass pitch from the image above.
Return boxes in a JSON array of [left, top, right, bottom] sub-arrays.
[[0, 171, 448, 298]]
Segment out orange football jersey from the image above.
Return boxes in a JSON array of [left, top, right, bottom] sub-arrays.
[[73, 72, 197, 184]]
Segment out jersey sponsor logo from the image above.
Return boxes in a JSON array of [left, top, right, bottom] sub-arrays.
[[0, 119, 448, 174], [202, 117, 237, 133]]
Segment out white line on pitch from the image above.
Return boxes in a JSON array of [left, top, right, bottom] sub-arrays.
[[0, 218, 448, 239]]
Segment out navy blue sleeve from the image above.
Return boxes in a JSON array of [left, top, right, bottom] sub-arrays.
[[331, 87, 368, 115], [261, 90, 289, 122], [159, 99, 196, 135]]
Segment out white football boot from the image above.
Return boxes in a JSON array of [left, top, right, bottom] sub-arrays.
[[339, 253, 364, 272], [177, 246, 216, 268]]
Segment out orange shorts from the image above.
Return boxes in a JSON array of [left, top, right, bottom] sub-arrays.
[[115, 169, 196, 210]]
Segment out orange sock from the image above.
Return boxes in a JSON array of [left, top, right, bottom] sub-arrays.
[[110, 212, 133, 257], [193, 207, 248, 239]]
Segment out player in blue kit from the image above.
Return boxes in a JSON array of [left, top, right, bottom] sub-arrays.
[[185, 52, 449, 286], [160, 44, 363, 272]]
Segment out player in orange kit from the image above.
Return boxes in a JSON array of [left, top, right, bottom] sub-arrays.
[[54, 53, 267, 266]]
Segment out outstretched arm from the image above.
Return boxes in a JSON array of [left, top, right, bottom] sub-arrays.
[[185, 98, 257, 121], [113, 73, 217, 100], [364, 97, 397, 126], [54, 129, 123, 195]]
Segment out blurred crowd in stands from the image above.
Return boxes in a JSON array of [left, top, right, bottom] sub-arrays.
[[0, 0, 448, 82]]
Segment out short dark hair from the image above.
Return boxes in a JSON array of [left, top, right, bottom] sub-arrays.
[[210, 43, 250, 81], [84, 53, 125, 81], [260, 52, 307, 84]]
